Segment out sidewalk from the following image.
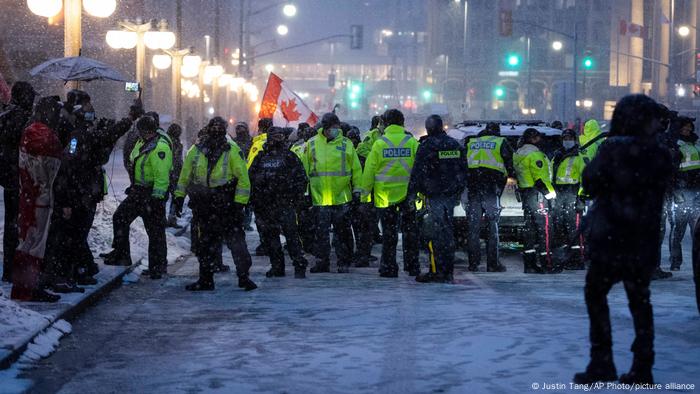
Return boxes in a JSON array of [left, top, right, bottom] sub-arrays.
[[0, 192, 191, 370]]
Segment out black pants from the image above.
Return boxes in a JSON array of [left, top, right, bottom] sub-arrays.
[[670, 189, 700, 268], [2, 186, 18, 280], [255, 205, 307, 270], [296, 198, 315, 253], [521, 188, 551, 261], [425, 196, 457, 276], [112, 188, 167, 273], [553, 185, 578, 247], [466, 187, 501, 269], [350, 201, 374, 265], [585, 261, 654, 367], [314, 204, 353, 267], [46, 204, 97, 281], [378, 199, 419, 274], [192, 205, 252, 284]]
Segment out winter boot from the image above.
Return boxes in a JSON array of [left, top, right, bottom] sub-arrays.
[[415, 272, 450, 283], [337, 265, 351, 273], [294, 266, 306, 279], [487, 263, 507, 272], [309, 260, 330, 273], [540, 253, 562, 274], [238, 275, 258, 291], [75, 274, 98, 286], [29, 289, 61, 303], [669, 262, 681, 271], [167, 214, 182, 228], [574, 348, 618, 384], [185, 279, 215, 291], [50, 281, 85, 294], [650, 267, 672, 280], [619, 355, 654, 385], [266, 266, 285, 277], [523, 251, 542, 274], [102, 250, 132, 266]]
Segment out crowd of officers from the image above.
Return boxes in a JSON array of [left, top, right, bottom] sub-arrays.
[[0, 82, 695, 300]]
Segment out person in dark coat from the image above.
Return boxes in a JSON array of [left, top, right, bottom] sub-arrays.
[[249, 126, 309, 278], [46, 91, 133, 291], [233, 121, 252, 159], [121, 100, 146, 180], [574, 94, 673, 385], [410, 115, 467, 283], [166, 123, 184, 227], [0, 81, 35, 282]]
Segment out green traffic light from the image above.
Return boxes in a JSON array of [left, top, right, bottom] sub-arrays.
[[583, 57, 593, 69], [494, 87, 505, 98], [350, 101, 359, 109], [507, 54, 520, 67], [422, 89, 432, 100], [352, 84, 361, 94]]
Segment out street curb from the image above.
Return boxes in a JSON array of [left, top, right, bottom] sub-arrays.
[[0, 262, 138, 370]]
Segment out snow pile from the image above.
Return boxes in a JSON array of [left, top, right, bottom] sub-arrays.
[[17, 319, 72, 365], [0, 292, 52, 353]]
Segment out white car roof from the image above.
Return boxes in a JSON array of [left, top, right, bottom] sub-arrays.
[[447, 122, 562, 142]]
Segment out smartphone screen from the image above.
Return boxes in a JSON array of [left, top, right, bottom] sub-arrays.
[[125, 82, 140, 92]]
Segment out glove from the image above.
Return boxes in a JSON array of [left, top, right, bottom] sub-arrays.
[[673, 190, 686, 204], [575, 198, 586, 213], [173, 197, 184, 217], [352, 191, 361, 203], [232, 202, 246, 224], [544, 191, 557, 200]]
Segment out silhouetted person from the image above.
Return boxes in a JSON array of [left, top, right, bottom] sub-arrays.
[[574, 94, 673, 385]]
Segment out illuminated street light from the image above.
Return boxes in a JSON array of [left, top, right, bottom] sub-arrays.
[[583, 99, 593, 108], [677, 85, 687, 97], [265, 64, 274, 72], [27, 0, 63, 18], [152, 54, 172, 70], [82, 0, 116, 18], [283, 3, 297, 17], [277, 24, 289, 36], [552, 41, 563, 51], [678, 25, 691, 37]]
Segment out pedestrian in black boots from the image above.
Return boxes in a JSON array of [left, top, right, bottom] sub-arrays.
[[574, 95, 673, 385]]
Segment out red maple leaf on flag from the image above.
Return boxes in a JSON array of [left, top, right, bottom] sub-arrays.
[[280, 99, 301, 122]]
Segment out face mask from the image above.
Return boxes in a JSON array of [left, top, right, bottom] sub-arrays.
[[327, 128, 341, 140], [563, 140, 575, 150]]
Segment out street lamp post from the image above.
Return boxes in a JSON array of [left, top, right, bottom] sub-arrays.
[[158, 48, 193, 124], [107, 18, 175, 109], [28, 0, 117, 89], [238, 0, 296, 77]]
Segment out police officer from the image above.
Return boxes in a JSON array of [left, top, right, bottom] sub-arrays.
[[302, 113, 362, 273], [514, 128, 558, 274], [670, 116, 700, 271], [552, 129, 586, 270], [410, 115, 467, 283], [247, 117, 273, 256], [102, 116, 172, 280], [360, 109, 420, 277], [356, 115, 384, 245], [173, 117, 257, 291], [465, 122, 514, 272], [249, 126, 309, 278]]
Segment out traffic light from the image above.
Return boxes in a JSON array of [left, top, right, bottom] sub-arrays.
[[347, 80, 363, 109], [493, 86, 505, 99], [583, 56, 594, 69], [499, 9, 513, 37], [506, 53, 521, 68], [350, 25, 363, 50], [421, 89, 432, 100]]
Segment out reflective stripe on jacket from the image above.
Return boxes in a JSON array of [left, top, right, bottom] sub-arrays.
[[467, 135, 506, 174], [678, 140, 700, 172], [175, 141, 250, 204], [130, 136, 172, 199], [359, 124, 419, 208], [302, 128, 362, 206], [554, 154, 585, 185], [513, 144, 554, 193]]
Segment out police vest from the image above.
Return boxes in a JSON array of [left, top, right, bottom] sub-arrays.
[[555, 155, 584, 185], [678, 140, 700, 172], [467, 136, 506, 174]]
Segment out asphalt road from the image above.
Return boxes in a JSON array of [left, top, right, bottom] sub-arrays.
[[21, 239, 700, 394]]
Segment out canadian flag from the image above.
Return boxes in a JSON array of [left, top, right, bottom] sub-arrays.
[[619, 19, 648, 39], [258, 73, 318, 127]]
